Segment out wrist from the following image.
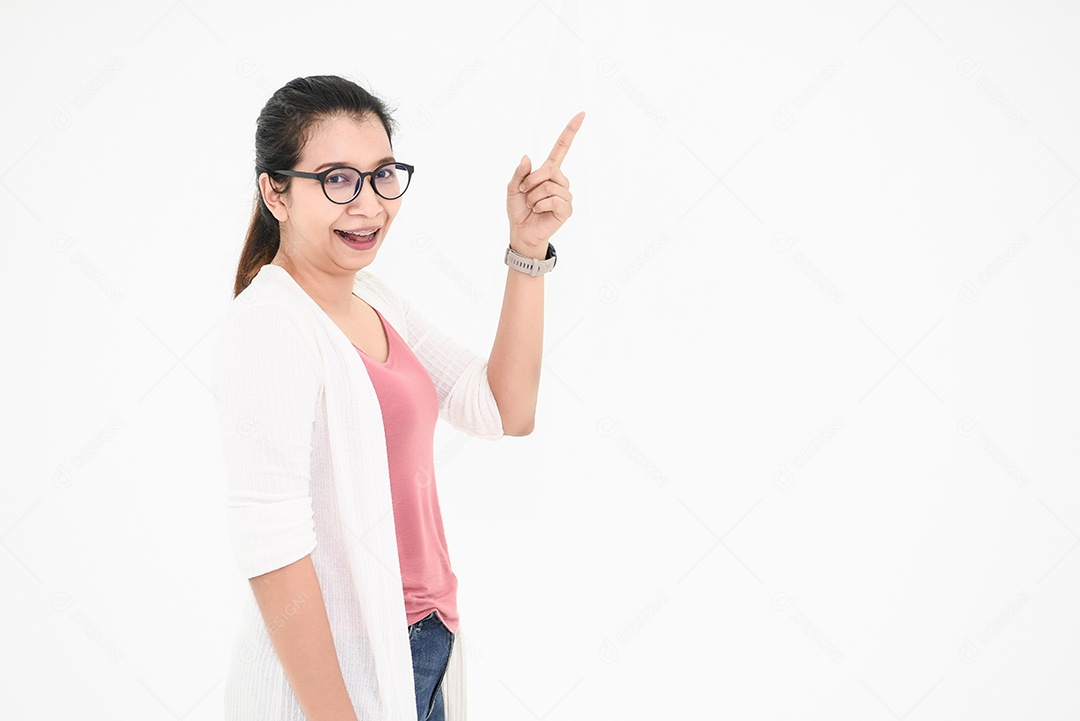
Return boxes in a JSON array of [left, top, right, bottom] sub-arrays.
[[505, 241, 556, 276], [508, 238, 549, 259]]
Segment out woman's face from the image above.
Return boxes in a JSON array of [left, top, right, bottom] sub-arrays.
[[264, 113, 401, 274]]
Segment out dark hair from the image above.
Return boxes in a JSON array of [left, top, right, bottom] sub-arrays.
[[232, 75, 396, 298]]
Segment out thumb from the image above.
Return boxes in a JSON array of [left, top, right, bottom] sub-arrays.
[[508, 154, 531, 193]]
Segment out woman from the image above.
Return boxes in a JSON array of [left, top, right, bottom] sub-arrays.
[[212, 74, 582, 721]]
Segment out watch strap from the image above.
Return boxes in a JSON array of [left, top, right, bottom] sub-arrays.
[[505, 242, 556, 276]]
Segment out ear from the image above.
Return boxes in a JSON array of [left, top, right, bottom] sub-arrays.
[[258, 172, 290, 223]]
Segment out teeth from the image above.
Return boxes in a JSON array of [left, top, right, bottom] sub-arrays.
[[342, 229, 376, 236]]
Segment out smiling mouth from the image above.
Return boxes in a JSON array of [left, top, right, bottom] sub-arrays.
[[335, 228, 380, 246]]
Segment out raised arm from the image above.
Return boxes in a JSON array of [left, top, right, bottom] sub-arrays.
[[488, 112, 584, 435]]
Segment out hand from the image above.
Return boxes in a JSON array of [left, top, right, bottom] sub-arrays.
[[506, 111, 585, 257]]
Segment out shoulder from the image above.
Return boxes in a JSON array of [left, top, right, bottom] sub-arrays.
[[217, 265, 322, 359], [225, 264, 314, 324]]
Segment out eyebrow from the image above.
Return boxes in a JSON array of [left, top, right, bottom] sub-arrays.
[[313, 156, 395, 172]]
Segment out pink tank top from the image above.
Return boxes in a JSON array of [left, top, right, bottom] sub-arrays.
[[353, 306, 459, 633]]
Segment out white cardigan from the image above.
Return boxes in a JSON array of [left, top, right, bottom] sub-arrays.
[[212, 262, 504, 721]]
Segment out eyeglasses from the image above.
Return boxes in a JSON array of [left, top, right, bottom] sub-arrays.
[[272, 161, 415, 203]]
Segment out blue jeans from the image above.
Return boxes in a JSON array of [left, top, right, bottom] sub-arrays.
[[408, 612, 455, 721]]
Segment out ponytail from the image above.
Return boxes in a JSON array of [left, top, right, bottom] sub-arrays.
[[232, 188, 281, 298]]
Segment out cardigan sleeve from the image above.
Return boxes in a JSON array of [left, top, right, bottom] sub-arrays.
[[212, 302, 323, 578], [359, 272, 504, 440]]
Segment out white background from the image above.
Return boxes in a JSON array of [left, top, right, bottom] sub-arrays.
[[2, 1, 1079, 719]]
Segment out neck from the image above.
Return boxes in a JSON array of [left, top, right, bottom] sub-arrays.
[[270, 255, 357, 318]]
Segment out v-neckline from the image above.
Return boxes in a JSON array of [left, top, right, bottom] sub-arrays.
[[352, 302, 391, 367]]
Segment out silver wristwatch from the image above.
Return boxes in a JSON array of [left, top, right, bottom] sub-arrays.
[[504, 242, 557, 276]]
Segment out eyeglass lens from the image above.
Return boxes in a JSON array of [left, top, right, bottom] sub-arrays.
[[324, 163, 411, 202]]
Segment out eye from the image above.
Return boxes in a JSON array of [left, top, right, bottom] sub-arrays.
[[324, 168, 359, 187], [374, 166, 397, 180]]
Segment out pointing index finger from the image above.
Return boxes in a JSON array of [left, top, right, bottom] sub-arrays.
[[546, 111, 586, 167]]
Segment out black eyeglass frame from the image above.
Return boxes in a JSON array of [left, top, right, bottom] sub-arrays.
[[271, 162, 415, 203]]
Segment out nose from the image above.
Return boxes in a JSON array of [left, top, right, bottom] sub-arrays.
[[346, 175, 383, 215]]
